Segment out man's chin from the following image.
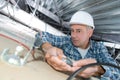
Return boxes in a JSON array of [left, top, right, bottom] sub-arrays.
[[72, 41, 80, 47], [73, 43, 79, 47]]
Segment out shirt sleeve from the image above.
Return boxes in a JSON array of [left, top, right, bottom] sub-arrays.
[[97, 42, 120, 80], [40, 31, 70, 48]]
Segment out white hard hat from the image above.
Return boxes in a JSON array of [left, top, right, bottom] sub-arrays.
[[70, 11, 95, 29]]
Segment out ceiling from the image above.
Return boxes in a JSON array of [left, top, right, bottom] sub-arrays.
[[1, 0, 120, 43]]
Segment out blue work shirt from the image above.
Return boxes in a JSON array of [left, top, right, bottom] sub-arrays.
[[37, 32, 120, 80]]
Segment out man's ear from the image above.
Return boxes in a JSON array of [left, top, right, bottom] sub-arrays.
[[88, 29, 93, 37]]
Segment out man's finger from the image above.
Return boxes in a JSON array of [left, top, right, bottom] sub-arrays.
[[46, 56, 72, 71]]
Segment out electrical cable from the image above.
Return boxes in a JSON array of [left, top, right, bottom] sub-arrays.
[[67, 63, 120, 80], [0, 0, 9, 10], [25, 0, 35, 13], [53, 0, 64, 29], [14, 0, 21, 8]]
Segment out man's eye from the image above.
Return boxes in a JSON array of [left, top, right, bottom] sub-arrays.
[[77, 30, 81, 33]]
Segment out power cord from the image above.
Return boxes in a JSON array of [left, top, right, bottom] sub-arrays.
[[67, 63, 120, 80]]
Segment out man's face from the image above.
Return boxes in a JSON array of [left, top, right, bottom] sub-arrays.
[[70, 24, 93, 49]]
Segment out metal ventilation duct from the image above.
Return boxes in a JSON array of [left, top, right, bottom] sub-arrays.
[[0, 0, 120, 43], [24, 0, 120, 33]]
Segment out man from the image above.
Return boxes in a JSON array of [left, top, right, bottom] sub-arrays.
[[37, 11, 119, 79]]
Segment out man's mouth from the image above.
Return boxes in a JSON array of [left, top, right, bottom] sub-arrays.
[[72, 39, 78, 43]]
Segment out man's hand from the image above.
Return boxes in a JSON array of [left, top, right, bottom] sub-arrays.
[[72, 59, 105, 78], [45, 47, 72, 71], [45, 53, 72, 71]]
